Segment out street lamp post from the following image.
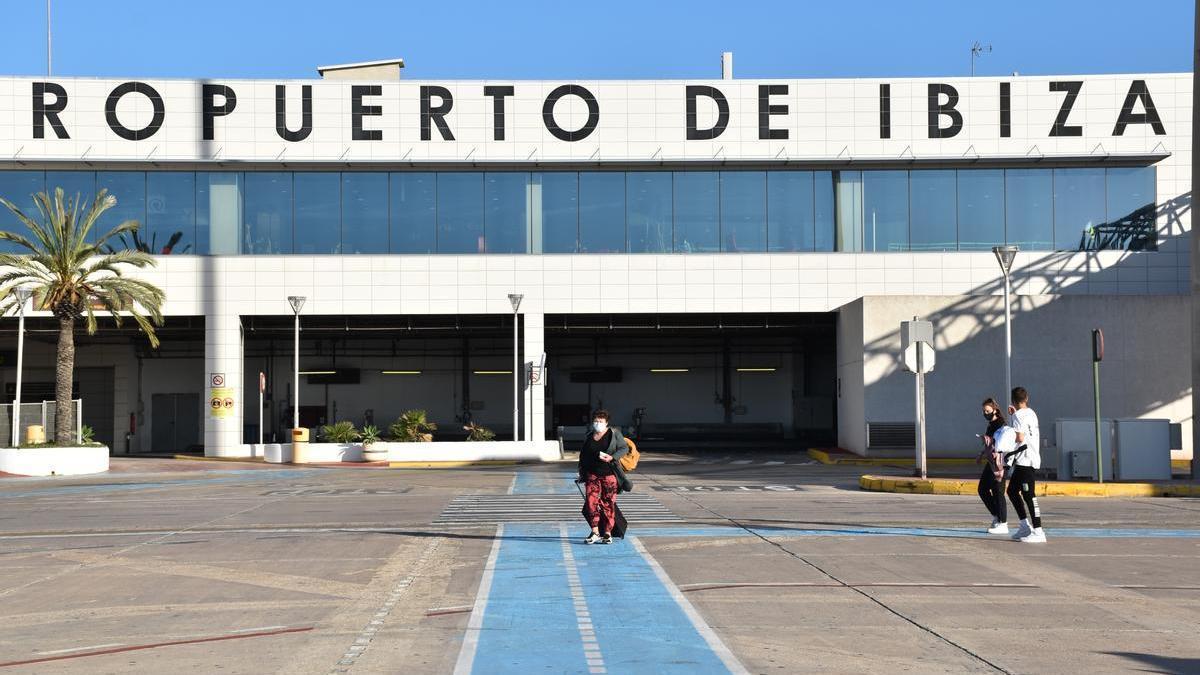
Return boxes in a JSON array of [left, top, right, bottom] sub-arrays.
[[288, 296, 306, 431], [992, 246, 1019, 406], [11, 288, 32, 448], [508, 294, 523, 442]]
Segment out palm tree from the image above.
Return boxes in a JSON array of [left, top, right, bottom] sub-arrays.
[[0, 188, 165, 444]]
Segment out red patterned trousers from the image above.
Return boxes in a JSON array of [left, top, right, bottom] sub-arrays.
[[583, 473, 619, 533]]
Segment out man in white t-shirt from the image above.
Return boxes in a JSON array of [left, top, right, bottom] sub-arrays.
[[1006, 387, 1046, 543]]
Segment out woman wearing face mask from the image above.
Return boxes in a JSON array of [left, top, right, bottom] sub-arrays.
[[977, 399, 1011, 534], [577, 409, 630, 544]]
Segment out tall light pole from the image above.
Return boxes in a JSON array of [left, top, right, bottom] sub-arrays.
[[11, 288, 32, 447], [993, 246, 1019, 405], [46, 0, 51, 76], [508, 293, 523, 442], [288, 296, 306, 430]]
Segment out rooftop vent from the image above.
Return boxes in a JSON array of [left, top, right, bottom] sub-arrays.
[[317, 58, 405, 81]]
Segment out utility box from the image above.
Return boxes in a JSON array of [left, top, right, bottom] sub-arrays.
[[1057, 418, 1114, 481], [1113, 419, 1172, 481]]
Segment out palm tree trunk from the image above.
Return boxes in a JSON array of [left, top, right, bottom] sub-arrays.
[[55, 315, 75, 444]]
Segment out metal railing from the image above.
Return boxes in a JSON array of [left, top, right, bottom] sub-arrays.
[[0, 399, 83, 447]]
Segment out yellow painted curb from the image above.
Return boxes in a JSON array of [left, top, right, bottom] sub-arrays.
[[808, 448, 976, 466], [860, 474, 1200, 498], [388, 460, 523, 469], [1172, 459, 1192, 471], [172, 454, 265, 463]]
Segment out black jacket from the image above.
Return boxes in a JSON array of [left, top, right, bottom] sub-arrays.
[[577, 427, 633, 492]]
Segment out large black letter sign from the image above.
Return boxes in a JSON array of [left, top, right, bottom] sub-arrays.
[[33, 82, 69, 139], [686, 85, 729, 140], [879, 84, 891, 139], [352, 85, 383, 141], [105, 82, 165, 141], [758, 84, 789, 140], [483, 85, 514, 141], [1000, 82, 1011, 138], [421, 86, 455, 141], [543, 85, 599, 142], [1049, 81, 1083, 137], [202, 84, 237, 141], [927, 83, 962, 138], [1113, 80, 1167, 136], [275, 85, 313, 142]]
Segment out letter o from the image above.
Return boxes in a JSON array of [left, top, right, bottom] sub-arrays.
[[542, 85, 599, 142], [105, 81, 165, 141]]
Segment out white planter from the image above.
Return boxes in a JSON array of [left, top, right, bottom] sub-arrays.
[[0, 445, 110, 476], [291, 442, 363, 463]]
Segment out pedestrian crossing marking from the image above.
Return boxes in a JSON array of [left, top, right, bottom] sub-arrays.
[[435, 493, 681, 524]]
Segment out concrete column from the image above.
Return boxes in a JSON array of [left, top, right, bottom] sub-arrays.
[[204, 311, 245, 457], [523, 312, 546, 442]]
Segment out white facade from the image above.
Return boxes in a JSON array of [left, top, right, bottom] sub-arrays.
[[0, 72, 1190, 461]]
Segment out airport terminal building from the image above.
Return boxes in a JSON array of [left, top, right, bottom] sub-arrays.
[[0, 61, 1191, 463]]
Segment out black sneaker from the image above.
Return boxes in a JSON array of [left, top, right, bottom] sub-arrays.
[[584, 532, 601, 545], [601, 534, 613, 544]]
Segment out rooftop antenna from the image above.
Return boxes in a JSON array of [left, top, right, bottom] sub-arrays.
[[970, 41, 992, 76]]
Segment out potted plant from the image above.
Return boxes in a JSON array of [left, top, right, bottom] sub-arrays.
[[361, 424, 386, 462], [390, 409, 437, 442], [463, 422, 496, 442]]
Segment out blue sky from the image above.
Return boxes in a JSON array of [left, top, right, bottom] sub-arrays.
[[0, 1, 1193, 80]]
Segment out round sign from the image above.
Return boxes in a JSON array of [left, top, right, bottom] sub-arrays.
[[210, 397, 222, 409], [223, 398, 234, 409]]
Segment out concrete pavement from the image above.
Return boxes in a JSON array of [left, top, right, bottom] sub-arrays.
[[0, 455, 1198, 673]]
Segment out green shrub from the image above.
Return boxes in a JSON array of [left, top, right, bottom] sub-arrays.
[[360, 424, 381, 446], [320, 420, 360, 443], [79, 424, 95, 444], [463, 422, 495, 442], [390, 410, 437, 442]]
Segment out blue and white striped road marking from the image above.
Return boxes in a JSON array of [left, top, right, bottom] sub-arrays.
[[454, 471, 747, 674]]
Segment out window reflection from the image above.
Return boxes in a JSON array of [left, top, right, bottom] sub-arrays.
[[0, 167, 1161, 255], [579, 172, 625, 253], [721, 171, 766, 252], [342, 173, 388, 254], [957, 169, 1004, 251], [146, 172, 196, 254], [391, 173, 436, 254], [437, 173, 484, 254], [0, 171, 45, 253], [243, 172, 292, 254], [909, 170, 956, 251]]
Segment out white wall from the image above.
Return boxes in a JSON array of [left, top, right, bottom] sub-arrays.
[[851, 295, 1192, 460]]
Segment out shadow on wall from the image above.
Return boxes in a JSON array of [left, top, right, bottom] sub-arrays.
[[854, 193, 1192, 457]]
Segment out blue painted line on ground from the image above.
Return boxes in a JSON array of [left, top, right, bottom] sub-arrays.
[[465, 469, 737, 673], [511, 470, 578, 495], [574, 529, 734, 673], [469, 523, 590, 674]]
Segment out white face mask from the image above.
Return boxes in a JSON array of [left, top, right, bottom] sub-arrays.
[[592, 421, 608, 433]]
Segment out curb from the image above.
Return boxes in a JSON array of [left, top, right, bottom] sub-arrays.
[[808, 448, 976, 467], [172, 455, 265, 463], [860, 474, 1200, 498]]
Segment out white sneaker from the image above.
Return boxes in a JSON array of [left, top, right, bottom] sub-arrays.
[[987, 521, 1009, 534], [1010, 523, 1032, 541], [1019, 528, 1047, 543]]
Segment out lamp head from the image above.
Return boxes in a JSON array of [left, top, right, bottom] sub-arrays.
[[507, 293, 523, 312], [992, 245, 1019, 275], [14, 288, 33, 304], [288, 295, 306, 314]]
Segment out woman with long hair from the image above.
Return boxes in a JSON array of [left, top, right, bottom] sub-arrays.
[[977, 398, 1009, 534]]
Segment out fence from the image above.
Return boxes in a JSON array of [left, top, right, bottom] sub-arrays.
[[0, 400, 84, 447]]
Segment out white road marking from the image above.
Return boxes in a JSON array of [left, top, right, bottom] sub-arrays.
[[631, 537, 749, 675], [560, 523, 606, 673], [34, 643, 124, 655], [453, 523, 504, 675]]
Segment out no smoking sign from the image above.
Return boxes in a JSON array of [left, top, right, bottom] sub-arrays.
[[210, 372, 225, 387]]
